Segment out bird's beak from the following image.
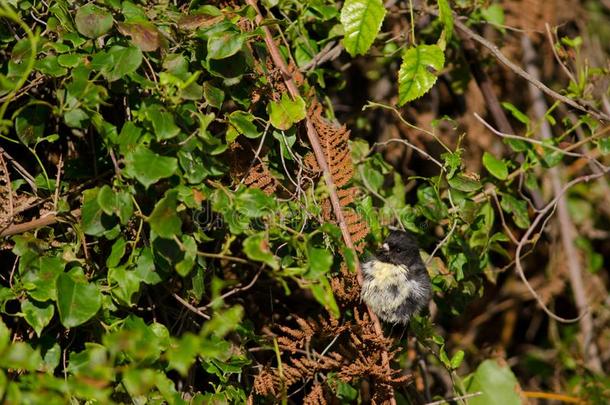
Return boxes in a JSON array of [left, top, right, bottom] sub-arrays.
[[381, 243, 389, 252]]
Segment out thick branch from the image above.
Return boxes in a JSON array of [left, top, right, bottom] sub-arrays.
[[0, 209, 81, 238]]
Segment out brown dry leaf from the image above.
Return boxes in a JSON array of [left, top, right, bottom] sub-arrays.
[[177, 14, 224, 30], [117, 22, 163, 52]]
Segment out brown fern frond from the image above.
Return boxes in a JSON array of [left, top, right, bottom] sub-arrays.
[[227, 140, 279, 195], [253, 368, 276, 396], [303, 384, 327, 405], [305, 101, 370, 252]]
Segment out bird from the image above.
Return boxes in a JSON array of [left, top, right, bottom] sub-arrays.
[[361, 230, 432, 324]]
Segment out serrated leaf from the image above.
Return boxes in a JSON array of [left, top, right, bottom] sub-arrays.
[[482, 152, 508, 180], [124, 145, 178, 188], [340, 0, 386, 56], [75, 4, 113, 39], [267, 94, 306, 130], [398, 44, 445, 105], [148, 190, 182, 239], [56, 270, 102, 328]]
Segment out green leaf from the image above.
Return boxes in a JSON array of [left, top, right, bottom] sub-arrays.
[[448, 173, 482, 192], [243, 233, 279, 270], [0, 319, 9, 352], [481, 5, 505, 27], [398, 44, 445, 105], [56, 270, 102, 328], [124, 145, 178, 188], [21, 299, 55, 337], [227, 111, 260, 141], [145, 104, 181, 140], [75, 4, 113, 39], [82, 188, 109, 236], [97, 186, 133, 224], [306, 246, 333, 279], [450, 350, 465, 369], [267, 94, 307, 130], [340, 0, 386, 56], [108, 265, 142, 306], [482, 152, 508, 180], [167, 333, 200, 376], [203, 82, 225, 109], [437, 0, 454, 44], [22, 256, 64, 302], [501, 194, 530, 229], [207, 30, 244, 60], [309, 276, 340, 318], [106, 237, 127, 268], [134, 248, 163, 285], [175, 235, 197, 277], [466, 359, 522, 405], [148, 190, 182, 239], [501, 102, 529, 125], [91, 46, 143, 82]]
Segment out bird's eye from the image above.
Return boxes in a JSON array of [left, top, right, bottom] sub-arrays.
[[395, 247, 401, 253]]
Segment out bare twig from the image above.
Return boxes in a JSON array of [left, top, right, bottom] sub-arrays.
[[301, 41, 343, 71], [199, 266, 263, 311], [375, 138, 444, 169], [0, 146, 37, 192], [522, 36, 602, 372], [451, 17, 610, 121], [457, 30, 514, 136], [172, 293, 210, 320], [245, 2, 396, 402], [514, 167, 610, 324], [545, 24, 577, 84], [196, 251, 249, 264], [425, 391, 482, 405]]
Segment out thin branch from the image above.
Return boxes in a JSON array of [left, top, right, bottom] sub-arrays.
[[199, 266, 263, 311], [172, 292, 210, 320], [522, 35, 602, 371], [0, 146, 37, 192], [196, 251, 249, 264], [375, 138, 444, 169], [514, 167, 610, 323], [301, 41, 343, 71], [457, 30, 514, 135], [425, 391, 482, 405], [451, 16, 610, 121]]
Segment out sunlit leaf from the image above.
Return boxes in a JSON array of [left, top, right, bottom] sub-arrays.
[[340, 0, 386, 56], [398, 44, 445, 105]]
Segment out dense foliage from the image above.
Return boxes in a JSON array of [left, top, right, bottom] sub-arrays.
[[0, 0, 609, 403]]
